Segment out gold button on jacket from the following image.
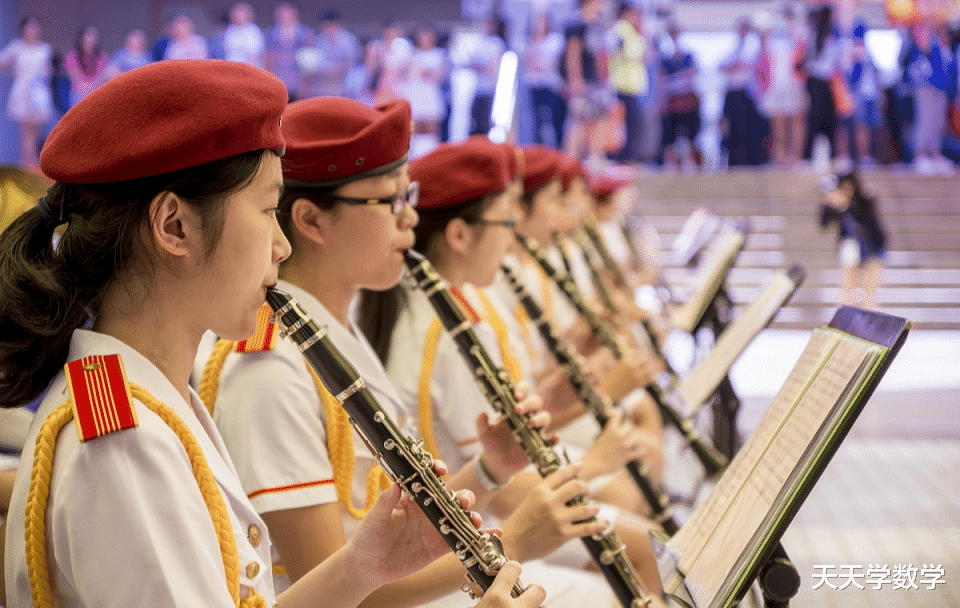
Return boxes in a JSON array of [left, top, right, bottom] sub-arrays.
[[248, 524, 261, 548], [246, 562, 261, 578]]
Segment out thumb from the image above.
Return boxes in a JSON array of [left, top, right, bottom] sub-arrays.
[[367, 482, 402, 520]]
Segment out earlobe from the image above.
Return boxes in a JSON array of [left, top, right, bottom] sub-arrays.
[[291, 197, 325, 246], [149, 191, 193, 258]]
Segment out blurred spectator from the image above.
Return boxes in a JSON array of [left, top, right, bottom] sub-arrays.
[[0, 15, 53, 170], [64, 25, 109, 108], [402, 23, 448, 157], [904, 21, 954, 174], [49, 52, 70, 117], [846, 23, 882, 167], [209, 9, 230, 60], [802, 5, 840, 161], [757, 6, 807, 166], [164, 14, 208, 60], [309, 10, 361, 98], [108, 29, 151, 76], [224, 2, 265, 67], [367, 19, 413, 106], [265, 2, 314, 101], [609, 2, 648, 164], [639, 19, 663, 164], [468, 14, 506, 136], [819, 171, 887, 310], [562, 0, 611, 165], [720, 16, 765, 166], [659, 20, 700, 171], [524, 13, 566, 148]]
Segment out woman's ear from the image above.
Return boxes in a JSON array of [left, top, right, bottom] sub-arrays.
[[444, 217, 473, 255], [149, 191, 198, 259], [290, 197, 326, 247]]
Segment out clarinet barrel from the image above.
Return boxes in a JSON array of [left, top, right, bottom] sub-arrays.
[[265, 288, 525, 599]]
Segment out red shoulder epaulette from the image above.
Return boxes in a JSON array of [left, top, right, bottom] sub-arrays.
[[65, 354, 139, 443], [235, 303, 279, 353], [449, 287, 481, 324]]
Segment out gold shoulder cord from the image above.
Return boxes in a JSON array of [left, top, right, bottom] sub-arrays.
[[417, 318, 445, 459], [201, 339, 389, 521], [26, 384, 268, 608]]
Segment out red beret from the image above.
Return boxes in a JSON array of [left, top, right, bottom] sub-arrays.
[[40, 60, 287, 184], [281, 97, 411, 187], [411, 139, 510, 211], [500, 142, 524, 181], [591, 175, 632, 201], [521, 145, 559, 193], [558, 154, 586, 190]]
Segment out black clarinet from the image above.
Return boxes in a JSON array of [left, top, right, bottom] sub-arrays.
[[403, 250, 652, 608], [644, 383, 728, 477], [619, 217, 645, 272], [571, 229, 623, 325], [517, 235, 723, 477], [501, 263, 680, 536], [515, 232, 626, 359], [582, 215, 630, 290], [551, 232, 576, 278], [266, 288, 529, 601]]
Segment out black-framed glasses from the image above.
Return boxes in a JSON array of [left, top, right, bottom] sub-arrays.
[[469, 218, 519, 230], [333, 181, 420, 215]]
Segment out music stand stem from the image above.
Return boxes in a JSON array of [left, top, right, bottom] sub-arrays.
[[757, 543, 801, 608]]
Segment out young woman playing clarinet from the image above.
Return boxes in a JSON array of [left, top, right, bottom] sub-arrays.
[[198, 97, 601, 608], [0, 61, 537, 608], [357, 139, 668, 606]]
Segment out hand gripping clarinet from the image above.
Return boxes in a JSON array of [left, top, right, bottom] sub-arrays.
[[403, 250, 652, 608], [500, 263, 680, 536], [516, 232, 626, 359], [265, 288, 531, 602], [516, 233, 727, 478]]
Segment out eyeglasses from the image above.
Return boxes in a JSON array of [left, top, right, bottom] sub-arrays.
[[470, 218, 518, 230], [333, 181, 420, 215]]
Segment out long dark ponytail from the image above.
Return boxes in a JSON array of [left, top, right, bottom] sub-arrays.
[[357, 194, 494, 365], [0, 149, 275, 407]]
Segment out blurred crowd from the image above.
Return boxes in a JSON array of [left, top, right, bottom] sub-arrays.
[[3, 0, 960, 175]]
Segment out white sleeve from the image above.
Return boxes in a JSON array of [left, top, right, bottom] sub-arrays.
[[430, 325, 504, 463], [216, 344, 338, 514]]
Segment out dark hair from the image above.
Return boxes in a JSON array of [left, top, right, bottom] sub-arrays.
[[617, 2, 634, 19], [74, 25, 103, 77], [357, 194, 495, 365], [811, 5, 832, 55], [0, 150, 277, 407], [320, 9, 342, 23], [276, 185, 337, 242], [19, 15, 41, 36], [837, 171, 886, 249]]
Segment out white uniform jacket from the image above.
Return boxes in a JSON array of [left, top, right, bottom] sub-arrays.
[[5, 330, 275, 608], [212, 281, 414, 564]]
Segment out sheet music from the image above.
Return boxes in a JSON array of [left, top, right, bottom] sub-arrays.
[[670, 329, 841, 570], [670, 229, 745, 333], [679, 271, 796, 413], [667, 329, 886, 608]]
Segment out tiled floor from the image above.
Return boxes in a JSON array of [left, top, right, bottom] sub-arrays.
[[782, 439, 960, 608]]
